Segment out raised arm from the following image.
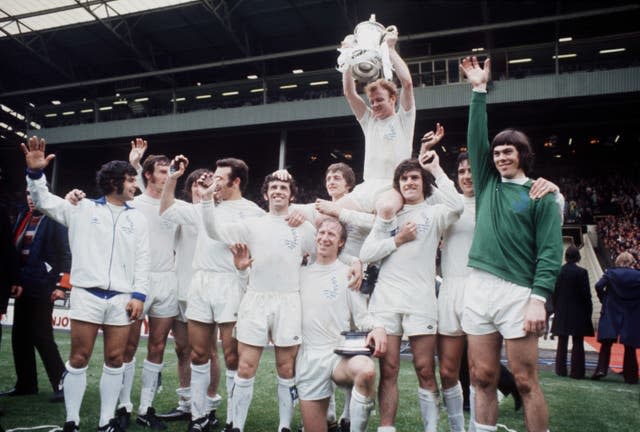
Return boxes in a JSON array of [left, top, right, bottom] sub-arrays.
[[198, 173, 248, 244], [129, 137, 147, 189], [460, 56, 492, 191], [159, 155, 188, 215], [420, 150, 464, 219], [385, 28, 414, 112], [342, 69, 368, 120], [21, 136, 74, 226]]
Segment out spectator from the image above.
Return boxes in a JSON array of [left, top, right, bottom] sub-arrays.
[[551, 246, 594, 379], [0, 189, 69, 401], [591, 252, 640, 384]]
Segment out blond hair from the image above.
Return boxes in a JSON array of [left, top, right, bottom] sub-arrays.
[[615, 251, 636, 267]]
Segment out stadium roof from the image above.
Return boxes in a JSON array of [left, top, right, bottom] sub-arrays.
[[0, 0, 638, 145], [0, 0, 198, 37]]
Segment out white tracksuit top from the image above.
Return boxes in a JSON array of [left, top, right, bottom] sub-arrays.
[[27, 175, 150, 296]]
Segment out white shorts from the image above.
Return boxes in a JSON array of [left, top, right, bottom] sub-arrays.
[[144, 271, 179, 318], [296, 347, 343, 400], [175, 300, 188, 323], [437, 276, 467, 336], [461, 268, 531, 339], [186, 271, 242, 324], [372, 312, 437, 337], [349, 179, 393, 213], [235, 291, 302, 347], [69, 287, 132, 326]]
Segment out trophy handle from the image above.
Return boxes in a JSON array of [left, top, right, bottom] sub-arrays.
[[382, 25, 398, 46]]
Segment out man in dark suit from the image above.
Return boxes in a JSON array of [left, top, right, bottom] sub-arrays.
[[592, 251, 640, 384], [1, 188, 70, 400], [0, 203, 20, 423], [551, 245, 594, 379]]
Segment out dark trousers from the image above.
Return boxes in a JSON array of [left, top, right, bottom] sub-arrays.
[[11, 296, 65, 393], [595, 339, 639, 384], [555, 335, 585, 378]]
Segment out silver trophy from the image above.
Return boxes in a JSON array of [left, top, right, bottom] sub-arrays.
[[334, 331, 374, 356], [337, 14, 397, 83]]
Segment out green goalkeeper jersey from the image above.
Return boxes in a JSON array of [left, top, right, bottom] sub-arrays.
[[466, 91, 562, 298]]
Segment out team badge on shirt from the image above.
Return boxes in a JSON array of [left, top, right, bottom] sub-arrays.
[[416, 211, 431, 233], [512, 191, 530, 213], [323, 275, 340, 300], [284, 228, 299, 250]]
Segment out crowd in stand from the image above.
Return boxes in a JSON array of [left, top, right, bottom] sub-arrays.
[[552, 174, 639, 268]]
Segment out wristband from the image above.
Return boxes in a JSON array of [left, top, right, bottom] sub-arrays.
[[25, 168, 44, 179], [131, 292, 146, 302]]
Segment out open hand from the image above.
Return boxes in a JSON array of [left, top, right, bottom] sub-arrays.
[[129, 138, 148, 169], [20, 136, 55, 170], [460, 56, 491, 90], [419, 123, 445, 154], [230, 243, 253, 271]]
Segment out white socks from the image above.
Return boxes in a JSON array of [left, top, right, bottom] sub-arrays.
[[468, 385, 476, 432], [377, 427, 397, 432], [63, 362, 88, 425], [118, 359, 136, 412], [327, 392, 337, 423], [418, 387, 439, 432], [443, 382, 465, 432], [225, 369, 236, 425], [190, 361, 210, 420], [176, 386, 191, 413], [99, 364, 124, 427], [349, 388, 373, 432], [206, 393, 222, 412], [139, 359, 163, 415], [277, 376, 296, 431], [341, 387, 352, 422], [232, 375, 255, 431]]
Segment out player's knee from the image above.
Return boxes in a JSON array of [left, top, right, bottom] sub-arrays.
[[414, 364, 436, 386], [224, 351, 239, 370], [439, 362, 459, 387], [276, 362, 295, 379], [237, 357, 259, 378], [190, 346, 209, 365], [124, 341, 139, 359], [356, 361, 376, 387], [376, 201, 397, 220], [173, 332, 189, 355], [380, 359, 400, 380], [104, 351, 124, 368], [513, 370, 537, 396], [68, 352, 90, 369], [471, 366, 498, 390], [148, 339, 167, 358]]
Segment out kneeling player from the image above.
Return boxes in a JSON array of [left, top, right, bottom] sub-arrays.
[[297, 218, 386, 432]]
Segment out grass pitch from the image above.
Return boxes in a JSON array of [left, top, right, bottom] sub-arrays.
[[0, 329, 638, 431]]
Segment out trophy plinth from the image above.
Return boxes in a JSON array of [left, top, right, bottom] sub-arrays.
[[334, 331, 373, 356]]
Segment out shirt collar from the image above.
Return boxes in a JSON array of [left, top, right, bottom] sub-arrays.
[[94, 196, 132, 209]]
